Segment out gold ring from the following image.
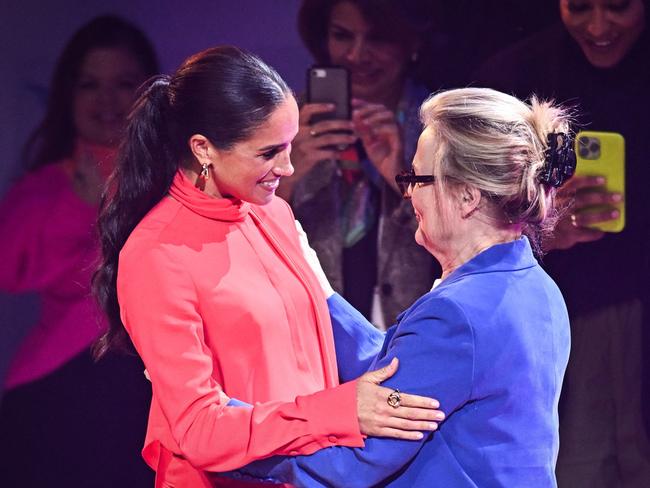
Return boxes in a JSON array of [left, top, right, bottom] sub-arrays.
[[387, 389, 401, 409]]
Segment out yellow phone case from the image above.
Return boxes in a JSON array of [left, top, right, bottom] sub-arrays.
[[573, 130, 625, 233]]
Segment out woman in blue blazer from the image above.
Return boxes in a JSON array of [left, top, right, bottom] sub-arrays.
[[232, 87, 574, 487]]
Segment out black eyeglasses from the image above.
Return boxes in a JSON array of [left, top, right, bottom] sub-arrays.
[[395, 169, 436, 198]]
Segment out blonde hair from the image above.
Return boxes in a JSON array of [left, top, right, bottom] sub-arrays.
[[419, 87, 572, 251]]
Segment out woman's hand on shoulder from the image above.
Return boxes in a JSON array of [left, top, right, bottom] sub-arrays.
[[356, 357, 444, 440], [352, 98, 403, 194]]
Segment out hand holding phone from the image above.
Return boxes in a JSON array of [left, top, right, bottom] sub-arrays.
[[573, 131, 625, 233], [543, 131, 624, 251]]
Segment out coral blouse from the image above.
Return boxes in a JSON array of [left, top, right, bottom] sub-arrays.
[[117, 171, 364, 487]]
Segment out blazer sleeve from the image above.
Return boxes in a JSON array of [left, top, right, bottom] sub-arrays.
[[118, 244, 364, 473], [328, 293, 385, 381], [236, 295, 475, 487]]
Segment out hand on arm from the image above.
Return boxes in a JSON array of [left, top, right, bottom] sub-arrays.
[[236, 297, 475, 487]]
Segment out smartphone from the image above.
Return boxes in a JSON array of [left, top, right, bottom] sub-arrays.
[[573, 130, 625, 233], [307, 66, 350, 124]]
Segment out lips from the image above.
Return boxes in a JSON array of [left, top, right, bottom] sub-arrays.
[[258, 179, 280, 192], [583, 36, 619, 51]]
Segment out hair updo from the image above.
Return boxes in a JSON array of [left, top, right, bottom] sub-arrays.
[[419, 87, 574, 252]]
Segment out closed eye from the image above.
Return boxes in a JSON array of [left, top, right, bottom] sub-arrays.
[[258, 144, 288, 161]]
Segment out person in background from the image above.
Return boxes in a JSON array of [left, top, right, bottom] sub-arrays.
[[94, 45, 443, 488], [0, 15, 158, 487], [474, 1, 650, 486], [235, 87, 573, 487], [279, 0, 442, 329]]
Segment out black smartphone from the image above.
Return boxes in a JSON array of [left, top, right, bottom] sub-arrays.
[[307, 66, 350, 124]]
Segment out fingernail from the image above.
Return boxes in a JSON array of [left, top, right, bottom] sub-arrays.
[[595, 177, 605, 184], [611, 210, 619, 218], [415, 432, 424, 439], [611, 194, 623, 202], [431, 400, 439, 408], [436, 412, 445, 420], [429, 423, 438, 430], [326, 103, 335, 109]]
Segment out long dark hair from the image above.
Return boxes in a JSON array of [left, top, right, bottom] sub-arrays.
[[93, 46, 291, 357], [23, 15, 159, 170]]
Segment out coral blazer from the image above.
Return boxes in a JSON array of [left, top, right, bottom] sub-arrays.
[[117, 171, 363, 487]]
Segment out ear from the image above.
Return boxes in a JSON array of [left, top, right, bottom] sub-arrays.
[[459, 184, 481, 219], [188, 134, 216, 167]]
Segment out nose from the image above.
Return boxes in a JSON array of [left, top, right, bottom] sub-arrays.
[[273, 149, 294, 177], [345, 38, 368, 64], [97, 85, 118, 106], [586, 7, 610, 38], [403, 182, 414, 199]]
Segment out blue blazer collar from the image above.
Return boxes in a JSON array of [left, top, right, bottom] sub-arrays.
[[394, 237, 537, 325], [439, 236, 537, 290]]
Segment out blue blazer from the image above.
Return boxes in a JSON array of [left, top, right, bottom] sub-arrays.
[[238, 237, 570, 487]]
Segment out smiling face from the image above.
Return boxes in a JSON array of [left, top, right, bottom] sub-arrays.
[[409, 127, 459, 255], [326, 1, 412, 105], [209, 95, 299, 205], [73, 47, 146, 146], [560, 0, 646, 68]]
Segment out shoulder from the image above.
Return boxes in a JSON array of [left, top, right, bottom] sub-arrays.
[[395, 292, 473, 343], [119, 197, 187, 273], [1, 163, 69, 205], [0, 163, 75, 229]]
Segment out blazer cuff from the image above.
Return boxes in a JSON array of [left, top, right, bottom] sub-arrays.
[[294, 379, 365, 454]]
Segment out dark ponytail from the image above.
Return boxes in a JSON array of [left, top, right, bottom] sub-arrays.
[[93, 46, 291, 357], [93, 76, 177, 356]]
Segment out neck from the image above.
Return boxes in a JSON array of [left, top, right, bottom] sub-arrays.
[[437, 227, 521, 280], [182, 166, 223, 199]]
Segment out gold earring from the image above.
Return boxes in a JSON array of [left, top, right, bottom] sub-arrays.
[[200, 162, 210, 180]]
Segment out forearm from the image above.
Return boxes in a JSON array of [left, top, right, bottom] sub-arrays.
[[163, 379, 365, 472]]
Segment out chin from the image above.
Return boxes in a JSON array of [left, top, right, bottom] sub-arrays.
[[415, 228, 425, 248], [250, 193, 275, 206], [581, 47, 626, 69]]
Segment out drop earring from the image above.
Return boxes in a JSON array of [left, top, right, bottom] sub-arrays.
[[200, 162, 210, 180]]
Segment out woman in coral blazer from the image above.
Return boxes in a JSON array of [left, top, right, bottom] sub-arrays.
[[94, 46, 442, 487]]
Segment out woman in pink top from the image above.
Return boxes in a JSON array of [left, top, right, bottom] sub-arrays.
[[0, 16, 158, 487], [94, 46, 443, 487]]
